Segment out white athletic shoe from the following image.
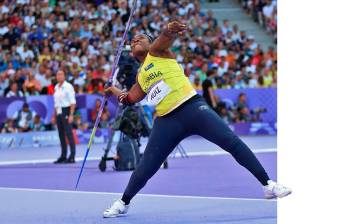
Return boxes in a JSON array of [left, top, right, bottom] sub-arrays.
[[103, 199, 130, 218], [263, 180, 292, 199]]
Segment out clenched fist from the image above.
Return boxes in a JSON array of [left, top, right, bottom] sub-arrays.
[[167, 20, 188, 35]]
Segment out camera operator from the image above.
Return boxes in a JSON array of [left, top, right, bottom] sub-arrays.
[[236, 93, 267, 123], [236, 93, 251, 123]]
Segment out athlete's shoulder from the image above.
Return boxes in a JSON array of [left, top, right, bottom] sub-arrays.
[[148, 49, 176, 60]]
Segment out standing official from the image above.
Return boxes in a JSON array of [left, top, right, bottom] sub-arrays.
[[53, 70, 76, 164]]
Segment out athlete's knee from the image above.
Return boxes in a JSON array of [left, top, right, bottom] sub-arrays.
[[218, 130, 239, 145], [219, 133, 249, 155]]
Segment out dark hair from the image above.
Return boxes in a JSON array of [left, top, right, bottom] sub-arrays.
[[238, 93, 246, 98], [207, 69, 215, 77]]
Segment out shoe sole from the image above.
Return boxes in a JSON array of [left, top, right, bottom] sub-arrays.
[[265, 195, 277, 199], [103, 214, 118, 218], [265, 189, 292, 199], [277, 190, 292, 198], [103, 213, 128, 218]]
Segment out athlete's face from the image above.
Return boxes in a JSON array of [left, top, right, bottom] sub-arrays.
[[130, 34, 151, 58]]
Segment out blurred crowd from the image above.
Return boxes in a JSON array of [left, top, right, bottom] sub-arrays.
[[238, 0, 277, 43], [0, 0, 276, 132], [0, 0, 277, 98]]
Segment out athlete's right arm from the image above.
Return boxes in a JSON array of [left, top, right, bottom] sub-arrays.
[[105, 82, 146, 105], [149, 20, 187, 58]]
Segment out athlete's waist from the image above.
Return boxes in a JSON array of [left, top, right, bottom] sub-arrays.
[[161, 93, 203, 117]]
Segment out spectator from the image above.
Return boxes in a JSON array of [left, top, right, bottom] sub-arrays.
[[30, 114, 45, 132], [36, 68, 53, 94], [0, 20, 9, 36], [236, 93, 248, 110], [13, 103, 35, 132], [262, 0, 275, 25], [72, 110, 89, 131], [231, 24, 241, 43], [237, 106, 251, 123], [192, 77, 202, 91], [262, 68, 273, 87], [216, 103, 234, 124], [0, 72, 10, 96], [90, 99, 110, 128], [3, 24, 21, 47], [1, 119, 18, 133], [17, 44, 35, 62], [3, 61, 15, 77], [248, 72, 259, 88], [56, 15, 68, 32], [6, 82, 24, 97], [38, 47, 52, 64], [217, 60, 229, 77], [221, 19, 231, 36], [195, 63, 209, 83], [80, 23, 93, 39], [221, 72, 232, 88], [23, 72, 42, 96], [24, 10, 35, 28], [234, 73, 247, 89]]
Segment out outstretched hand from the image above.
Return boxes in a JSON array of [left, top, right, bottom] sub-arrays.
[[167, 20, 188, 36]]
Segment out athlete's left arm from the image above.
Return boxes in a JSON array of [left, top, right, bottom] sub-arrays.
[[105, 82, 146, 105], [149, 20, 188, 58]]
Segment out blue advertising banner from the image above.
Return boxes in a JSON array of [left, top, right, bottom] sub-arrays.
[[0, 88, 277, 125], [0, 122, 276, 149]]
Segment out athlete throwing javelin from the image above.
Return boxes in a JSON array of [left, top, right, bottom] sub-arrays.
[[103, 20, 291, 218]]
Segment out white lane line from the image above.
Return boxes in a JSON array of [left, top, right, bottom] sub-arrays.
[[0, 148, 276, 166], [185, 148, 276, 156], [0, 156, 100, 166], [0, 187, 276, 202]]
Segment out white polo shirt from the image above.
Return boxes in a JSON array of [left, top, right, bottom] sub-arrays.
[[54, 81, 76, 114]]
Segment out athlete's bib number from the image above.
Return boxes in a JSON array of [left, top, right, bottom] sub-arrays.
[[147, 80, 172, 106]]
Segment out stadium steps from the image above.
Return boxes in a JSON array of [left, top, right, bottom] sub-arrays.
[[201, 0, 275, 50]]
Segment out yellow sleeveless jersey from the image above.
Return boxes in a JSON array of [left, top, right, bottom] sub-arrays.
[[137, 53, 197, 116]]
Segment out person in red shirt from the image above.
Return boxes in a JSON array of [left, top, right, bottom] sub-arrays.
[[9, 12, 22, 26]]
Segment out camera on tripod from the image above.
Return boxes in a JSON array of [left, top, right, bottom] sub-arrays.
[[251, 107, 267, 115], [116, 46, 139, 90]]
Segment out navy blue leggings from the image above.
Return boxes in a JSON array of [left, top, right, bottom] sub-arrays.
[[122, 95, 269, 204]]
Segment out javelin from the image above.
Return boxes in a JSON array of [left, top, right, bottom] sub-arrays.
[[75, 0, 138, 190]]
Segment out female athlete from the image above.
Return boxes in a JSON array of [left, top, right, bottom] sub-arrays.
[[103, 20, 291, 218]]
